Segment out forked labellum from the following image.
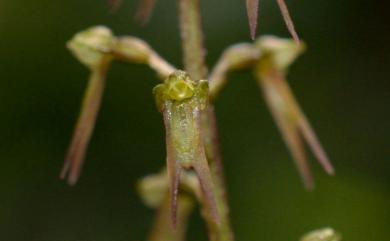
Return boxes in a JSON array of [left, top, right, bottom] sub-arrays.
[[153, 71, 220, 227]]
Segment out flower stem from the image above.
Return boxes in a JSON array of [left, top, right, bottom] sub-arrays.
[[177, 0, 234, 240], [178, 0, 206, 80]]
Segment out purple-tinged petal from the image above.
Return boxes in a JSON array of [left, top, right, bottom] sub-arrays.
[[162, 105, 182, 228], [297, 112, 335, 175], [261, 74, 313, 189], [275, 0, 300, 44], [246, 0, 260, 40], [192, 112, 220, 225], [60, 63, 109, 185]]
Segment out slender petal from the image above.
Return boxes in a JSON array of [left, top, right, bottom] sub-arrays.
[[275, 0, 300, 44], [163, 107, 181, 227], [297, 111, 335, 175], [60, 62, 109, 185], [278, 115, 313, 190], [261, 74, 313, 189], [246, 0, 260, 40], [279, 76, 335, 176], [135, 0, 157, 25], [192, 111, 220, 225], [255, 37, 333, 188]]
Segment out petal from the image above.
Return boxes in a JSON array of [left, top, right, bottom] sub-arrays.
[[279, 77, 335, 176], [297, 110, 335, 175], [261, 75, 314, 189], [60, 63, 109, 185], [246, 0, 260, 40], [192, 111, 220, 225], [275, 0, 300, 44], [163, 105, 182, 228]]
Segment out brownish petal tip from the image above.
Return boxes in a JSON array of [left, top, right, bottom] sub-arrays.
[[297, 113, 335, 176], [135, 0, 157, 25], [193, 161, 220, 225], [60, 137, 86, 186], [170, 167, 181, 229], [275, 0, 300, 45], [246, 0, 259, 40]]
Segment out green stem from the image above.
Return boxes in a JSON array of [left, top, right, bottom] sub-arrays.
[[178, 0, 206, 80], [177, 0, 234, 240]]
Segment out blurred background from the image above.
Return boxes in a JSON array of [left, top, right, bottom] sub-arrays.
[[0, 0, 389, 240]]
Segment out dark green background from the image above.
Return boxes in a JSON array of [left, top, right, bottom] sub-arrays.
[[0, 0, 389, 240]]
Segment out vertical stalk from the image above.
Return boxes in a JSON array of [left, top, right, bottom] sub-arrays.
[[203, 105, 234, 241], [178, 0, 206, 80], [177, 0, 234, 240]]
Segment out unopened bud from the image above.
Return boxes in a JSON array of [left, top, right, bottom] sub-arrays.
[[301, 228, 341, 241], [138, 172, 169, 208], [67, 26, 114, 69]]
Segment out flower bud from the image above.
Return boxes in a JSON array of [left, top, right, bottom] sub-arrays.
[[67, 26, 114, 69], [301, 228, 341, 241]]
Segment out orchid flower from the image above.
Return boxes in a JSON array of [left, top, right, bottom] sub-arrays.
[[153, 70, 220, 226], [255, 36, 334, 189]]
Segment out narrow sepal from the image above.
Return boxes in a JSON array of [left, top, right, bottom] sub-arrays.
[[275, 0, 300, 44], [135, 0, 157, 25], [246, 0, 260, 40]]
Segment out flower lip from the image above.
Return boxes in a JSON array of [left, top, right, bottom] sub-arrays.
[[166, 79, 195, 101]]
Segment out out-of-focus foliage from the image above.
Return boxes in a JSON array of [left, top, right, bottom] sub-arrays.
[[301, 228, 341, 241]]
